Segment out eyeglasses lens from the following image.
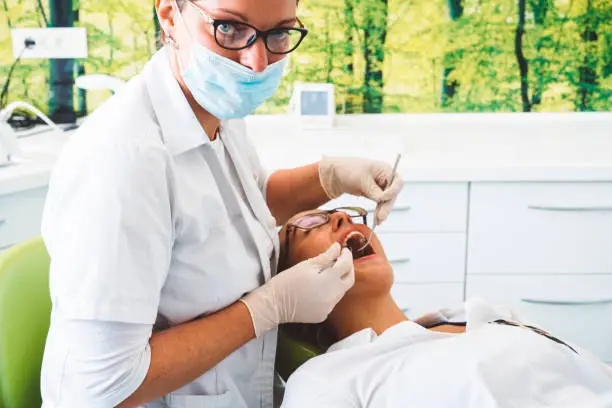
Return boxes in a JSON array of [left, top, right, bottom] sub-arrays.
[[293, 213, 328, 228], [215, 22, 303, 53]]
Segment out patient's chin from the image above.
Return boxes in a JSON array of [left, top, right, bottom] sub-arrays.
[[353, 258, 394, 288]]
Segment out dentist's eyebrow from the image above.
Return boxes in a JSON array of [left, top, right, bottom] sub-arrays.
[[276, 18, 297, 26], [216, 7, 249, 22]]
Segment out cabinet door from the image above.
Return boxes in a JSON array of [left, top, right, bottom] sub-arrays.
[[0, 187, 48, 249], [379, 232, 466, 283], [468, 182, 612, 274], [466, 274, 612, 363]]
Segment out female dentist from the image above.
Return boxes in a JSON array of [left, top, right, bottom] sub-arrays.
[[39, 0, 404, 406]]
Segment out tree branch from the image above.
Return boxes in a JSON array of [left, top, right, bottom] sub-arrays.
[[37, 0, 49, 26], [2, 0, 12, 28], [515, 0, 531, 112]]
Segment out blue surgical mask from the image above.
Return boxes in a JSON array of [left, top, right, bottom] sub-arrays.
[[172, 5, 287, 119]]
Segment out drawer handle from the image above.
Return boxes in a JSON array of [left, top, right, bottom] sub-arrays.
[[521, 298, 612, 306], [527, 205, 612, 212], [391, 258, 412, 265]]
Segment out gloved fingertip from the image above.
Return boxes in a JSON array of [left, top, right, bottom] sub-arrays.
[[324, 242, 342, 259], [376, 206, 390, 224], [340, 247, 354, 260], [330, 242, 342, 254]]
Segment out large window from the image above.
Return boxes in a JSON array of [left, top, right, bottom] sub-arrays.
[[1, 0, 610, 115]]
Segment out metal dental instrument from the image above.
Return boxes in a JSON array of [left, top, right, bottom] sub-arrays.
[[359, 153, 402, 252]]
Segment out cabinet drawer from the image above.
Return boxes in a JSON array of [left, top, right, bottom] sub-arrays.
[[379, 233, 466, 283], [468, 182, 612, 274], [324, 182, 468, 233], [0, 188, 47, 249], [391, 283, 464, 320], [466, 274, 612, 362]]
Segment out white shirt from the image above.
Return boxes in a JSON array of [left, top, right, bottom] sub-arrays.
[[41, 46, 280, 408], [281, 298, 612, 408]]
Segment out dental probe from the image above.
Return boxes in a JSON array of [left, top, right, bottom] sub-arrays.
[[359, 153, 402, 252]]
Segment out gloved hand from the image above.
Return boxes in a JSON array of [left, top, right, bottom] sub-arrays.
[[318, 156, 404, 224], [240, 243, 355, 337]]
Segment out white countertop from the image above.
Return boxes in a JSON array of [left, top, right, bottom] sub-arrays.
[[1, 112, 611, 196], [0, 128, 71, 196], [244, 113, 612, 182]]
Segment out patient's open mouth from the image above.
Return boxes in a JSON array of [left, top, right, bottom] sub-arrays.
[[341, 231, 376, 260]]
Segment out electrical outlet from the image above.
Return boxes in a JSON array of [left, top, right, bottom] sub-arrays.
[[11, 27, 88, 59]]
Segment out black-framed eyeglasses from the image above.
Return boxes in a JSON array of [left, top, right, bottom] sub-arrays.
[[185, 1, 309, 54], [282, 207, 368, 267]]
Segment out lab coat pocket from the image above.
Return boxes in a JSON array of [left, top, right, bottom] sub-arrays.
[[164, 391, 233, 408]]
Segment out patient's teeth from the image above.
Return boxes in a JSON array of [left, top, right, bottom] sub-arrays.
[[341, 231, 367, 249]]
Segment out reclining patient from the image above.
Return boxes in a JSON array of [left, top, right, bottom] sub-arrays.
[[277, 206, 612, 408]]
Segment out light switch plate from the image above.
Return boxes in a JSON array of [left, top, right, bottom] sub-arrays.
[[11, 27, 88, 59]]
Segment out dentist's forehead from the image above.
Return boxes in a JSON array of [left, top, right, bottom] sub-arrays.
[[195, 0, 297, 17]]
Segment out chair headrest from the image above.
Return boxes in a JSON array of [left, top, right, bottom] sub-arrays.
[[275, 326, 324, 382]]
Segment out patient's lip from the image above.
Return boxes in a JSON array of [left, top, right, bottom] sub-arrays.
[[354, 253, 380, 264]]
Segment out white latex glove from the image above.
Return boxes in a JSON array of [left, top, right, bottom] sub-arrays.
[[240, 243, 355, 337], [319, 156, 404, 224]]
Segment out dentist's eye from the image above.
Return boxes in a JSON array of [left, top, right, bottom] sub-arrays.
[[217, 23, 236, 35]]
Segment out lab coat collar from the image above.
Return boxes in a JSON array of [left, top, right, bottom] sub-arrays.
[[144, 46, 211, 156], [326, 321, 429, 353], [327, 328, 376, 353]]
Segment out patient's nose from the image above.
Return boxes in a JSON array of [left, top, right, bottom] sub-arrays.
[[330, 211, 352, 232]]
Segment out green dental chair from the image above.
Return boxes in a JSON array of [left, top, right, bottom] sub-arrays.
[[0, 237, 51, 408]]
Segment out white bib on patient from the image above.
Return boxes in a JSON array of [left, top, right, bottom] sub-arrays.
[[281, 298, 612, 408]]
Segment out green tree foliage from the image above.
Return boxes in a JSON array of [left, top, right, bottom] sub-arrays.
[[1, 0, 610, 115]]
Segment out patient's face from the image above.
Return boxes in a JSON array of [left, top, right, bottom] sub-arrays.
[[279, 210, 394, 297]]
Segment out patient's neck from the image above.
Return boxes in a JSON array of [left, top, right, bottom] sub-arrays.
[[326, 293, 408, 341]]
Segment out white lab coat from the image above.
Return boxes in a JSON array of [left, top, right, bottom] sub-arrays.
[[40, 46, 280, 408], [281, 298, 612, 408]]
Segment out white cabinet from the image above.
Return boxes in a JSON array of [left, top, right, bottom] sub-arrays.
[[468, 182, 612, 275], [375, 183, 468, 233], [467, 182, 612, 362], [466, 275, 612, 362], [379, 233, 465, 283], [0, 187, 48, 250]]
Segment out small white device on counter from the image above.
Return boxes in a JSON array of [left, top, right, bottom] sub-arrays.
[[0, 101, 65, 166], [290, 82, 335, 128]]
